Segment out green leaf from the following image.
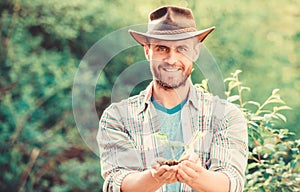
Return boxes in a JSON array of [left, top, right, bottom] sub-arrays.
[[232, 70, 242, 77], [251, 115, 264, 121], [266, 168, 274, 175], [259, 110, 272, 114], [245, 101, 261, 108], [272, 89, 280, 95], [266, 98, 285, 105], [274, 113, 287, 122], [248, 162, 260, 169], [249, 121, 259, 128], [273, 106, 292, 112], [154, 132, 168, 140], [224, 77, 236, 82], [264, 144, 276, 152], [228, 81, 241, 90], [240, 86, 251, 92], [227, 95, 240, 102]]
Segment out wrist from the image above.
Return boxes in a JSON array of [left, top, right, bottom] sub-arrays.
[[143, 170, 165, 191]]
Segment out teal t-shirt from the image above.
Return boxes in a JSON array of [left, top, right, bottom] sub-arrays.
[[152, 97, 187, 191]]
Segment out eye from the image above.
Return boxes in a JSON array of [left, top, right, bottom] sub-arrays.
[[156, 45, 168, 52], [177, 46, 188, 52]]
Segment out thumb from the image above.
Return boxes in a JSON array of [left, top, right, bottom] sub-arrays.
[[188, 152, 199, 163]]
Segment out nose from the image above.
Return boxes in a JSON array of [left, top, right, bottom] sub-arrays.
[[164, 49, 177, 65]]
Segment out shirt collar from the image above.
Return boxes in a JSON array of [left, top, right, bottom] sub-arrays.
[[137, 81, 153, 114], [187, 82, 202, 111], [137, 80, 203, 114]]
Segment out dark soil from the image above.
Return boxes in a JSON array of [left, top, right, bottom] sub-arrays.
[[156, 159, 183, 166]]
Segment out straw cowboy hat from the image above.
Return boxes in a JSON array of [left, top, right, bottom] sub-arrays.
[[129, 5, 215, 45]]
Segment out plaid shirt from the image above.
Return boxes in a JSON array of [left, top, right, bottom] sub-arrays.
[[97, 81, 248, 192]]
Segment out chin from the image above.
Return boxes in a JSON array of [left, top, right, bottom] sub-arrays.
[[156, 79, 187, 90]]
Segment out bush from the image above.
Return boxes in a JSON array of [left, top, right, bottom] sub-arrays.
[[198, 70, 300, 191]]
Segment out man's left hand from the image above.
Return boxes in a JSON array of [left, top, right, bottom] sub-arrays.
[[176, 153, 205, 190]]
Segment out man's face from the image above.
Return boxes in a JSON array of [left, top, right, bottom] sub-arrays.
[[144, 37, 201, 89]]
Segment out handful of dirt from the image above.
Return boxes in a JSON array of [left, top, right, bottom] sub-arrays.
[[156, 158, 183, 166]]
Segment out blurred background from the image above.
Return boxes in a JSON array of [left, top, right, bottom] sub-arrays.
[[0, 0, 299, 191]]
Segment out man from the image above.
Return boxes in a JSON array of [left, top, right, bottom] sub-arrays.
[[97, 5, 248, 192]]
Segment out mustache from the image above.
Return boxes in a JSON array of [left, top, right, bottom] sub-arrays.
[[158, 62, 184, 70]]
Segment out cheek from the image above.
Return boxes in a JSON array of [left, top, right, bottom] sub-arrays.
[[150, 62, 159, 73], [181, 50, 195, 61], [184, 62, 193, 74]]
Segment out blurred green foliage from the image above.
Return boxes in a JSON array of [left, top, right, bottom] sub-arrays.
[[225, 71, 300, 191], [0, 0, 299, 191], [198, 70, 300, 191]]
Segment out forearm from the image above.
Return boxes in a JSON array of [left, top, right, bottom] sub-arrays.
[[121, 170, 163, 192], [177, 159, 230, 192], [196, 169, 229, 192]]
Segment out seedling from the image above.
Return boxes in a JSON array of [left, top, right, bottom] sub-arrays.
[[153, 130, 207, 166]]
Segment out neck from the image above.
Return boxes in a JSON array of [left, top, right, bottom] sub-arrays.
[[152, 79, 190, 109]]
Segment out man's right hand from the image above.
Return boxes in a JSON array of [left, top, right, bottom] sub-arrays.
[[121, 158, 179, 192], [150, 164, 178, 184], [121, 164, 178, 192]]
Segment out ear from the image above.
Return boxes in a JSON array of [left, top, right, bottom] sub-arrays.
[[192, 42, 201, 62], [144, 44, 151, 61]]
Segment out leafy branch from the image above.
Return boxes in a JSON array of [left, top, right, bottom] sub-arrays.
[[196, 70, 299, 191], [223, 70, 299, 191]]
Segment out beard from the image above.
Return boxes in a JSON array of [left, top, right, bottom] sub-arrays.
[[151, 62, 192, 89], [155, 74, 189, 89]]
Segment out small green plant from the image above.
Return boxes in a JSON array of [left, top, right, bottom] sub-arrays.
[[153, 131, 207, 165]]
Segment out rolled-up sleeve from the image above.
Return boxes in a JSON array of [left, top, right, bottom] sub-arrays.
[[209, 102, 248, 192], [97, 104, 142, 192]]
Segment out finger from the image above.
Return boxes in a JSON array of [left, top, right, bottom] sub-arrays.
[[152, 165, 179, 184], [151, 162, 160, 170], [188, 153, 198, 163], [176, 171, 183, 182], [177, 167, 189, 182], [151, 166, 168, 178], [169, 164, 178, 172], [183, 160, 203, 173], [155, 165, 170, 175], [163, 171, 177, 184], [159, 169, 175, 181], [169, 173, 179, 183], [178, 161, 200, 179], [156, 165, 177, 179], [151, 157, 167, 169]]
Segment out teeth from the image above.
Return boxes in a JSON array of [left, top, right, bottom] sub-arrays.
[[164, 68, 179, 72]]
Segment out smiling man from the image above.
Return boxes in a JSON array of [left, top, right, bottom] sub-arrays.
[[97, 5, 248, 192], [147, 39, 196, 90]]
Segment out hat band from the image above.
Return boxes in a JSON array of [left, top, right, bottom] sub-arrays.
[[148, 27, 197, 35]]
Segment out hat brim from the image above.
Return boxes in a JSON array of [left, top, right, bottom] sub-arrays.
[[129, 26, 215, 45]]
